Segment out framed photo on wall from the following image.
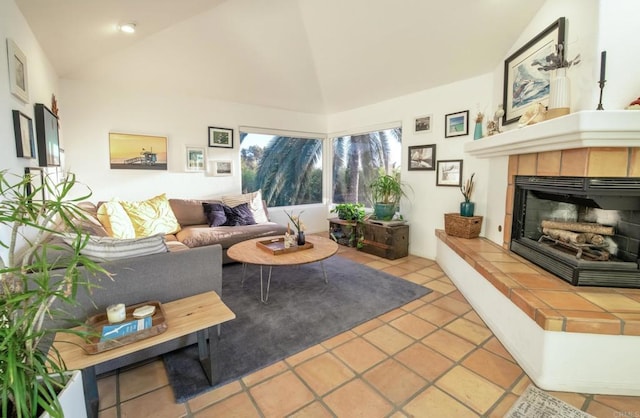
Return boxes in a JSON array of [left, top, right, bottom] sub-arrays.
[[408, 144, 436, 171], [414, 114, 432, 133], [503, 17, 565, 125], [444, 110, 469, 138], [208, 126, 234, 148], [185, 145, 205, 172], [207, 160, 232, 177], [12, 110, 35, 158], [7, 39, 29, 103], [34, 103, 60, 167], [436, 159, 463, 187], [108, 132, 168, 170]]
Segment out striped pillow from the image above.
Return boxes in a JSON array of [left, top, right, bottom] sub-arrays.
[[221, 190, 269, 223], [64, 233, 168, 261]]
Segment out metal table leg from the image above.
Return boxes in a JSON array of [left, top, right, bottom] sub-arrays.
[[240, 263, 247, 287], [81, 366, 99, 418], [260, 265, 273, 303], [320, 260, 329, 284], [197, 326, 220, 385]]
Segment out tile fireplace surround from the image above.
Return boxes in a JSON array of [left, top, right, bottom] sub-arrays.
[[438, 111, 640, 396]]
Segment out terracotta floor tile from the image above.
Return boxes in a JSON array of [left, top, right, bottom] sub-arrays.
[[436, 366, 504, 414], [449, 289, 469, 303], [241, 360, 288, 387], [463, 310, 486, 326], [548, 391, 588, 410], [421, 289, 444, 303], [421, 329, 476, 361], [395, 261, 428, 273], [288, 401, 334, 418], [187, 380, 243, 413], [249, 371, 315, 418], [578, 292, 640, 312], [379, 307, 406, 322], [592, 393, 640, 413], [478, 252, 520, 262], [402, 272, 432, 285], [483, 337, 515, 362], [366, 260, 392, 270], [487, 393, 519, 418], [403, 386, 478, 418], [417, 266, 445, 279], [98, 407, 117, 418], [585, 400, 624, 418], [119, 386, 187, 418], [511, 375, 533, 395], [119, 360, 168, 401], [285, 343, 325, 367], [390, 313, 437, 339], [395, 342, 454, 382], [461, 348, 523, 389], [194, 391, 260, 417], [363, 324, 414, 355], [331, 337, 388, 373], [509, 272, 571, 290], [323, 379, 393, 418], [413, 303, 458, 326], [445, 317, 493, 345], [425, 279, 457, 294], [364, 358, 427, 404], [321, 330, 357, 349], [97, 374, 117, 410], [382, 265, 412, 277], [351, 317, 384, 335], [530, 290, 604, 311], [401, 298, 425, 312], [431, 294, 473, 316], [294, 352, 355, 396]]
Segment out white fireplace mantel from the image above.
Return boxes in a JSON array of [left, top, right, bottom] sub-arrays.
[[464, 110, 640, 158]]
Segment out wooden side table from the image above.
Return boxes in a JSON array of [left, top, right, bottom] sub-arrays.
[[328, 218, 409, 260], [50, 291, 235, 418]]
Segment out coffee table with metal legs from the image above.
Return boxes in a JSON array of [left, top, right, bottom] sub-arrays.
[[227, 234, 339, 303]]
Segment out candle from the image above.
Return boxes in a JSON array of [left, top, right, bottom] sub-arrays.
[[107, 303, 126, 324], [600, 50, 606, 82]]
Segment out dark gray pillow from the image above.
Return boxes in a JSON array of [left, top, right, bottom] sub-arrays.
[[223, 203, 256, 226], [202, 202, 227, 227]]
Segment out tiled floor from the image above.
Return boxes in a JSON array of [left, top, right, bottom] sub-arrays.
[[96, 244, 640, 417]]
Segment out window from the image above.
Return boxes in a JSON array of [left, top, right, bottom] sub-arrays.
[[332, 127, 402, 206], [240, 131, 323, 207]]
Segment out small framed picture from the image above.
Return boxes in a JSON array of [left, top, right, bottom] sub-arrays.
[[408, 144, 436, 171], [208, 126, 234, 148], [7, 39, 29, 103], [12, 110, 35, 158], [444, 110, 469, 138], [436, 159, 463, 187], [185, 145, 205, 172], [414, 114, 432, 133], [208, 160, 233, 176]]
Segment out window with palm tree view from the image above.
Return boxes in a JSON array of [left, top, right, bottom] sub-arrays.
[[240, 127, 401, 208]]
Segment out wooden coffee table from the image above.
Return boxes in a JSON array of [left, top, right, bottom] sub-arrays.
[[227, 235, 339, 302]]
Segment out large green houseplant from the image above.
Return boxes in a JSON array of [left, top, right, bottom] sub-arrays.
[[0, 170, 107, 417], [369, 168, 410, 221]]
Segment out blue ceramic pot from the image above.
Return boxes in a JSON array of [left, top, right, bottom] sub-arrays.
[[460, 201, 475, 217]]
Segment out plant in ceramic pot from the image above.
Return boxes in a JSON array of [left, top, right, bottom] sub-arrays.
[[0, 170, 108, 417], [369, 168, 411, 221], [460, 172, 476, 217], [331, 203, 365, 222]]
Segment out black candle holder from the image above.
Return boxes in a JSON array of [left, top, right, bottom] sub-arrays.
[[597, 80, 606, 110]]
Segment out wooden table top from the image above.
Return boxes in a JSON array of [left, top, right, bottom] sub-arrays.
[[227, 234, 339, 266], [49, 291, 235, 370]]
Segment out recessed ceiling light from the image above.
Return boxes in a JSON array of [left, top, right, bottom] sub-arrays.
[[118, 23, 136, 34]]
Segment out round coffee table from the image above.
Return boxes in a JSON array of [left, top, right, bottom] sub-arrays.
[[227, 235, 339, 302]]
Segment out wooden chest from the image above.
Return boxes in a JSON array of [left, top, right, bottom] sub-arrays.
[[360, 221, 409, 260]]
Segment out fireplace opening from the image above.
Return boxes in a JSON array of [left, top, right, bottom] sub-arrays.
[[511, 176, 640, 288]]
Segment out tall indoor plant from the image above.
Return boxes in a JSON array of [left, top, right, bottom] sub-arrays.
[[369, 168, 410, 221], [0, 170, 107, 418]]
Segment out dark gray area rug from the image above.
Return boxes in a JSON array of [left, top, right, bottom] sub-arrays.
[[163, 255, 431, 403]]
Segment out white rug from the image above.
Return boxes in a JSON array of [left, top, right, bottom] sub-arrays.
[[505, 385, 594, 418]]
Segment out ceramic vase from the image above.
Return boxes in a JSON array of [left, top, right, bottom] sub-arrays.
[[473, 122, 483, 140], [547, 67, 570, 119], [297, 231, 306, 245], [460, 201, 475, 217]]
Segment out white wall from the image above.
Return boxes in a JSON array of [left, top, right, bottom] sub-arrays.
[[328, 74, 493, 259], [0, 0, 59, 176]]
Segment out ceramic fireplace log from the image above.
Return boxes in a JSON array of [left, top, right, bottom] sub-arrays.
[[540, 220, 614, 236], [583, 232, 606, 246], [542, 228, 586, 244]]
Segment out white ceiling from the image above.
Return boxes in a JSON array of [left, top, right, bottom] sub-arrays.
[[16, 0, 546, 114]]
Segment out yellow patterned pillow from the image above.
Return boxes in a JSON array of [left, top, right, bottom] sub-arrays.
[[119, 194, 181, 237], [96, 200, 136, 239]]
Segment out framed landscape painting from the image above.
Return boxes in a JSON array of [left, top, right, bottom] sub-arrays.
[[502, 17, 565, 125], [208, 126, 234, 148], [408, 144, 436, 171], [414, 114, 432, 133], [436, 159, 463, 187], [109, 132, 168, 170], [12, 110, 35, 158], [185, 145, 205, 172], [208, 160, 232, 176], [34, 103, 60, 167], [444, 110, 469, 138]]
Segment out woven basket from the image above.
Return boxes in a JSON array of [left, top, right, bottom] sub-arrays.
[[444, 213, 483, 239]]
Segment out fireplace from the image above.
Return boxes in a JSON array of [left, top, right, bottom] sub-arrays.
[[510, 175, 640, 288]]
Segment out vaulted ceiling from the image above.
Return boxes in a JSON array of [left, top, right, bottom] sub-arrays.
[[16, 0, 545, 114]]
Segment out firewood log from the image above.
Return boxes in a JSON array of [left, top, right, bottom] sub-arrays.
[[583, 233, 605, 246], [540, 220, 614, 236], [542, 228, 586, 244]]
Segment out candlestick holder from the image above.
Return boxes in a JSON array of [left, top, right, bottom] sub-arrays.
[[596, 79, 606, 110]]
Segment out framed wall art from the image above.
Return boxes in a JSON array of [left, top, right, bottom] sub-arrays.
[[408, 144, 436, 171], [12, 110, 35, 158], [207, 160, 232, 177], [444, 110, 469, 138], [34, 103, 60, 167], [208, 126, 234, 148], [108, 132, 168, 170], [436, 159, 463, 187], [7, 39, 29, 103], [24, 167, 45, 203], [502, 17, 566, 125], [185, 145, 205, 172], [414, 114, 432, 133]]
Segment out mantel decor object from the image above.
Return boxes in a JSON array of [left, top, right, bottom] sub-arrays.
[[597, 50, 607, 110]]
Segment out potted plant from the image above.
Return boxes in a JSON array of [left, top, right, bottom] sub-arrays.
[[0, 170, 107, 418], [369, 168, 410, 221], [460, 172, 475, 217], [330, 203, 366, 248], [331, 203, 365, 222]]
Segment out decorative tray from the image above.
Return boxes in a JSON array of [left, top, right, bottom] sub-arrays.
[[256, 237, 314, 255], [82, 300, 167, 354]]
